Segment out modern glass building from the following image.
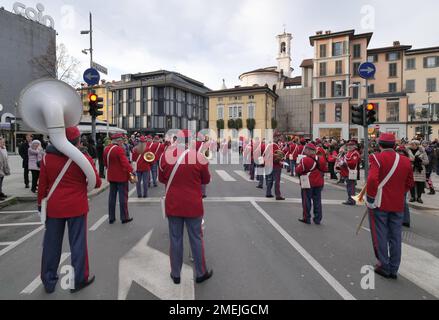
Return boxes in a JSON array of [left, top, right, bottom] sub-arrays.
[[111, 70, 211, 134]]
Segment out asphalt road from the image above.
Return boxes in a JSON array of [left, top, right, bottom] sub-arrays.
[[0, 164, 438, 300]]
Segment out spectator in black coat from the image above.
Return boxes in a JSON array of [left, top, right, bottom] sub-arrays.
[[18, 134, 33, 189]]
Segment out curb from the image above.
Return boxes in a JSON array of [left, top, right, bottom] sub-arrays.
[[0, 183, 110, 211]]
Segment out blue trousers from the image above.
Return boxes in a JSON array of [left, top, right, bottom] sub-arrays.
[[368, 209, 403, 275], [136, 171, 149, 198], [41, 215, 89, 291], [150, 162, 158, 186], [346, 180, 357, 204], [201, 184, 207, 197], [168, 217, 207, 279], [301, 187, 323, 224], [289, 160, 296, 176], [108, 182, 130, 222], [266, 167, 282, 197]]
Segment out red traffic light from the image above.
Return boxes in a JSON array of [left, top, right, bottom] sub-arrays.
[[366, 103, 376, 111], [89, 93, 98, 102]]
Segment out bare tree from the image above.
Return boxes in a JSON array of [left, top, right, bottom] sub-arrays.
[[32, 41, 82, 87]]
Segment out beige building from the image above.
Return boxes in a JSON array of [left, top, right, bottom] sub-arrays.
[[405, 47, 439, 140], [78, 81, 114, 124], [208, 86, 278, 139]]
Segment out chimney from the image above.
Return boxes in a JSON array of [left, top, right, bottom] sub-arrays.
[[316, 31, 323, 35], [325, 30, 331, 34], [393, 41, 401, 47]]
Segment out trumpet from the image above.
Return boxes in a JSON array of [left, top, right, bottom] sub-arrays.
[[143, 152, 156, 163], [204, 149, 213, 160]]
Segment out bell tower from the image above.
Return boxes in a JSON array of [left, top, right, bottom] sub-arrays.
[[276, 31, 293, 78]]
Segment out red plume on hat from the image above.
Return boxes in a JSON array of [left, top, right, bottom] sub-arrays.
[[66, 127, 80, 142]]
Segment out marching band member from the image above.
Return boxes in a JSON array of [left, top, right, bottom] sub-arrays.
[[148, 136, 163, 188], [159, 129, 213, 285], [104, 133, 136, 225], [327, 145, 339, 180], [295, 143, 328, 225], [366, 133, 414, 279], [256, 138, 266, 189], [341, 141, 361, 206], [132, 136, 151, 198], [38, 127, 101, 294], [263, 139, 285, 200], [286, 140, 299, 177]]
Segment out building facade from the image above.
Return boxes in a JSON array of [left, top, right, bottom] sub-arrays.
[[0, 7, 56, 151], [78, 81, 114, 124], [110, 70, 210, 135], [405, 47, 439, 140], [208, 86, 278, 139]]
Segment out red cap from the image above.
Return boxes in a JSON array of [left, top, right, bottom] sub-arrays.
[[379, 133, 396, 144], [305, 143, 317, 151], [146, 135, 153, 140], [138, 136, 147, 143], [66, 127, 80, 142], [347, 140, 357, 146], [111, 133, 124, 140], [300, 138, 306, 144], [154, 136, 160, 140]]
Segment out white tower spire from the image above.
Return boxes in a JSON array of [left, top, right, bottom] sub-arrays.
[[276, 31, 293, 78]]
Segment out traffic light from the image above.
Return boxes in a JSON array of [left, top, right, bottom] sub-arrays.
[[351, 105, 364, 126], [428, 126, 433, 136], [366, 103, 377, 126], [88, 93, 104, 118]]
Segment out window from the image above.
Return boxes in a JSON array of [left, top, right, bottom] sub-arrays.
[[389, 83, 397, 93], [319, 82, 326, 98], [368, 55, 378, 63], [228, 105, 242, 119], [406, 80, 416, 93], [424, 56, 439, 68], [247, 103, 255, 119], [386, 101, 400, 122], [368, 84, 375, 95], [427, 78, 437, 92], [319, 62, 327, 76], [248, 95, 255, 100], [353, 44, 361, 59], [352, 82, 360, 99], [335, 104, 342, 122], [319, 104, 326, 122], [408, 104, 416, 120], [335, 61, 343, 75], [320, 44, 327, 58], [218, 97, 223, 102], [217, 105, 224, 119], [332, 42, 344, 57], [387, 52, 400, 61], [332, 80, 346, 97], [353, 62, 361, 77], [389, 63, 398, 77], [406, 58, 416, 70]]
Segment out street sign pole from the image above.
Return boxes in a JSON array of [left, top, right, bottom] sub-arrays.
[[89, 12, 97, 143], [364, 79, 369, 179]]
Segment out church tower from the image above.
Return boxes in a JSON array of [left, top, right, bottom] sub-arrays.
[[276, 31, 293, 78]]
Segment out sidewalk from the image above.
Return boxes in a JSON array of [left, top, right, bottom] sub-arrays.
[[0, 155, 108, 208], [325, 170, 439, 211]]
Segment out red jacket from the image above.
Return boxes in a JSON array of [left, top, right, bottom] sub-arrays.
[[264, 143, 283, 169], [295, 155, 328, 188], [340, 150, 360, 178], [148, 142, 165, 164], [327, 151, 338, 163], [132, 149, 151, 172], [38, 150, 102, 218], [159, 147, 211, 218], [367, 151, 414, 213], [104, 144, 133, 183]]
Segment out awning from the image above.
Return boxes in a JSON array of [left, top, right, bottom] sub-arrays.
[[78, 124, 127, 134]]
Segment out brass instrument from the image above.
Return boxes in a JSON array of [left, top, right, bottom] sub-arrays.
[[352, 184, 367, 205], [204, 148, 213, 161], [274, 150, 286, 163], [143, 152, 156, 163]]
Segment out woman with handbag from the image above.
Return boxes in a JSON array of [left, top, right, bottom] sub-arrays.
[[28, 140, 44, 193], [0, 137, 11, 200]]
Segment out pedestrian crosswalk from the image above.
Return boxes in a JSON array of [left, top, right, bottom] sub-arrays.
[[215, 170, 286, 184]]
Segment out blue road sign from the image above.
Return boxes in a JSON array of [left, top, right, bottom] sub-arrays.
[[83, 68, 100, 86], [358, 62, 376, 79]]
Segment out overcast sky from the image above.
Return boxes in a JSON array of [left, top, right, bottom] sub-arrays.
[[3, 0, 439, 89]]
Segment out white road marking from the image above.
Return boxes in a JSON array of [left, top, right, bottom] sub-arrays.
[[129, 197, 344, 205], [118, 230, 194, 300], [20, 253, 71, 295], [215, 170, 237, 182], [250, 200, 356, 300], [360, 227, 439, 298], [129, 188, 137, 197], [0, 225, 45, 258], [89, 215, 109, 231], [281, 174, 300, 184], [0, 242, 15, 246], [234, 170, 256, 182], [0, 211, 38, 214], [0, 222, 42, 227]]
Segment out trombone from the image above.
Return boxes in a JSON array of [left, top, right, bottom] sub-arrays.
[[354, 184, 370, 236]]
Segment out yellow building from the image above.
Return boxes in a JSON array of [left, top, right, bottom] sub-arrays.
[[77, 82, 113, 124], [207, 86, 278, 139]]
